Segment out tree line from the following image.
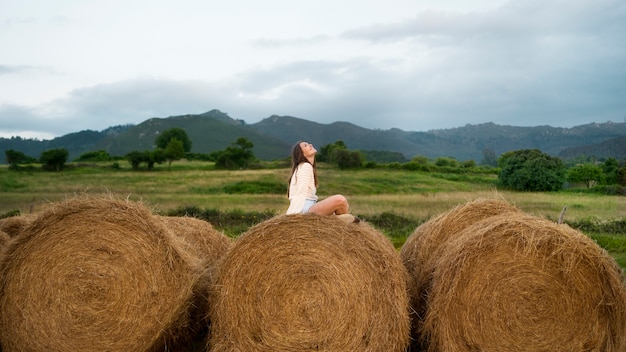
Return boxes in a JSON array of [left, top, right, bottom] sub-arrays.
[[3, 128, 257, 172], [4, 128, 626, 194]]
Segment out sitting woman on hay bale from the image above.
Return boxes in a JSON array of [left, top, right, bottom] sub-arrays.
[[286, 140, 359, 223]]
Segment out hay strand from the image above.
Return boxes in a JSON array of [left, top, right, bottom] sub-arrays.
[[0, 230, 9, 250], [208, 214, 410, 351], [0, 214, 35, 238]]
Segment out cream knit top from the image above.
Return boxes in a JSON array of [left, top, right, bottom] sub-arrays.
[[286, 162, 318, 214]]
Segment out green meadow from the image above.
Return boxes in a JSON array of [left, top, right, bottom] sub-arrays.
[[1, 160, 624, 268]]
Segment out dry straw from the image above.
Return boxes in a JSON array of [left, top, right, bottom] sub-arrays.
[[0, 230, 9, 249], [158, 215, 232, 266], [208, 214, 411, 352], [423, 213, 626, 351], [399, 197, 521, 349], [0, 195, 206, 351], [0, 213, 35, 238]]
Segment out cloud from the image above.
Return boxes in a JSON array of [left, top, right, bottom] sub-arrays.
[[343, 0, 625, 42], [0, 104, 59, 139], [252, 35, 332, 48], [0, 64, 54, 75], [1, 0, 624, 139]]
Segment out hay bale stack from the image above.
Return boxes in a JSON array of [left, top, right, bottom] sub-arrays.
[[422, 213, 626, 351], [0, 214, 35, 238], [0, 195, 204, 351], [208, 214, 410, 352], [399, 198, 521, 348], [158, 215, 231, 265]]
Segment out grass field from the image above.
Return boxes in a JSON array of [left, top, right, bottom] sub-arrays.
[[1, 160, 625, 267]]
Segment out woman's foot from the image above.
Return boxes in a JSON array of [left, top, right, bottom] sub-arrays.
[[336, 213, 361, 224]]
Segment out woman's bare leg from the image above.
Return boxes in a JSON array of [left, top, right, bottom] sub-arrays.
[[308, 195, 349, 215]]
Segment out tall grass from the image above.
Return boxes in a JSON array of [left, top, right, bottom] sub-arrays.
[[1, 160, 624, 267], [2, 161, 623, 220]]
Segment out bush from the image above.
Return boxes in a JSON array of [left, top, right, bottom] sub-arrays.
[[75, 150, 111, 162], [567, 217, 626, 235], [214, 137, 256, 170], [335, 149, 363, 169], [498, 149, 566, 192], [40, 148, 69, 171], [5, 149, 37, 167]]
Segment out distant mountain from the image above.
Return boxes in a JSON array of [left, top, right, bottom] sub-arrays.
[[558, 135, 626, 160], [1, 110, 626, 163], [94, 110, 290, 160], [250, 117, 626, 161], [252, 115, 422, 158]]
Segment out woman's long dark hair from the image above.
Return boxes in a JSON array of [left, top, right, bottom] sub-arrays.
[[287, 141, 318, 196]]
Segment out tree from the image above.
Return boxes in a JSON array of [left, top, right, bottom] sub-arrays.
[[617, 164, 626, 186], [461, 160, 476, 169], [481, 148, 498, 167], [75, 150, 111, 162], [40, 148, 69, 171], [498, 149, 566, 192], [435, 157, 459, 168], [5, 149, 37, 168], [125, 151, 145, 170], [125, 150, 166, 170], [410, 155, 430, 165], [334, 149, 363, 169], [155, 128, 192, 152], [602, 158, 619, 185], [164, 138, 186, 168], [567, 164, 605, 188], [214, 137, 256, 169], [318, 141, 347, 163], [146, 149, 166, 171]]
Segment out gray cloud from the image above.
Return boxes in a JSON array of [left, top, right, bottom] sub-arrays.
[[1, 0, 624, 139], [343, 0, 625, 42]]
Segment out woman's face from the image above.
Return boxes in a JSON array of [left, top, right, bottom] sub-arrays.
[[299, 141, 317, 158]]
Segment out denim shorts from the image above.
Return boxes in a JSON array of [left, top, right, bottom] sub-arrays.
[[302, 199, 316, 213]]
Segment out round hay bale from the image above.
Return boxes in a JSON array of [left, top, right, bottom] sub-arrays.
[[399, 197, 521, 349], [208, 214, 410, 352], [0, 213, 35, 238], [422, 213, 626, 351], [158, 215, 232, 265], [0, 195, 204, 351], [158, 215, 233, 348]]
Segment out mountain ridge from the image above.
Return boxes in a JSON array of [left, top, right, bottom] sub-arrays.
[[1, 109, 625, 163]]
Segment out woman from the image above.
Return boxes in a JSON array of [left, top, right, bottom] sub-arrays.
[[286, 141, 359, 222]]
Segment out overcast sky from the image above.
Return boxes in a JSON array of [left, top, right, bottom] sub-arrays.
[[1, 0, 624, 139]]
